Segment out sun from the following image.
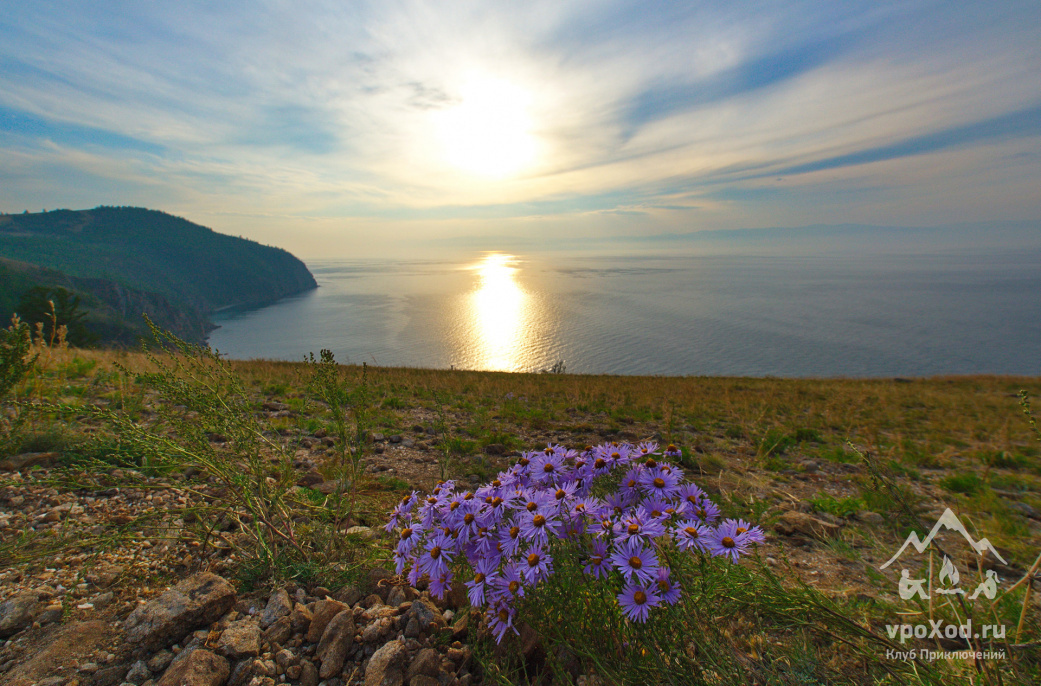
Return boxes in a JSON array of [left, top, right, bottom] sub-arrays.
[[433, 76, 538, 178]]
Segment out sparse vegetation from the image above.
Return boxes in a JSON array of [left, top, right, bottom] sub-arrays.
[[1, 333, 1040, 684]]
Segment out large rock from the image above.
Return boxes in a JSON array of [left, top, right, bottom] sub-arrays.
[[157, 649, 230, 686], [316, 610, 356, 679], [405, 648, 440, 683], [259, 588, 292, 628], [0, 592, 39, 637], [404, 597, 446, 637], [365, 640, 408, 686], [2, 621, 113, 686], [773, 511, 841, 540], [305, 599, 347, 642], [217, 619, 262, 659], [0, 451, 59, 471], [124, 572, 237, 651]]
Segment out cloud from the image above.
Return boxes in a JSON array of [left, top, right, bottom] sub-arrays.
[[0, 1, 1039, 254]]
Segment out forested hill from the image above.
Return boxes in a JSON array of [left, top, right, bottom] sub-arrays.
[[0, 207, 317, 345]]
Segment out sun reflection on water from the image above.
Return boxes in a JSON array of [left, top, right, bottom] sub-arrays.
[[465, 253, 532, 371]]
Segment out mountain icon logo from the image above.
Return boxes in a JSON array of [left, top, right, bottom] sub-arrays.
[[880, 508, 1006, 570]]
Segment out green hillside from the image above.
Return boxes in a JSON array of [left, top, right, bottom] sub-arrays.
[[0, 207, 317, 344]]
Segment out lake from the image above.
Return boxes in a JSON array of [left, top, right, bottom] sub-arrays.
[[208, 249, 1041, 377]]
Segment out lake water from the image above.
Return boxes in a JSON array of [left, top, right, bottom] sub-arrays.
[[208, 249, 1041, 377]]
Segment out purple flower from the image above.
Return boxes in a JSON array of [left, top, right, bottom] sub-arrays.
[[674, 519, 710, 553], [491, 563, 527, 603], [519, 509, 557, 547], [522, 545, 553, 584], [531, 450, 564, 482], [488, 600, 519, 642], [639, 466, 681, 498], [654, 567, 682, 605], [465, 557, 499, 606], [707, 519, 751, 563], [609, 538, 660, 584], [617, 581, 661, 622], [690, 499, 721, 525], [418, 533, 454, 578], [613, 507, 666, 546], [733, 518, 766, 544], [583, 539, 612, 579]]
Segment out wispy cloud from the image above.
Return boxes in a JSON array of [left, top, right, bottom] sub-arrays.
[[0, 1, 1039, 255]]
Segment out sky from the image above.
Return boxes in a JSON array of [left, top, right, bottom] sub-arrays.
[[1, 1, 1039, 258]]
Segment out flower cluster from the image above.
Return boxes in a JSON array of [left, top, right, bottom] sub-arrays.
[[384, 441, 763, 641]]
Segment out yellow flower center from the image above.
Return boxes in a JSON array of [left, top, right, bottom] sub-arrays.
[[634, 591, 647, 604], [722, 536, 735, 548], [629, 556, 643, 569]]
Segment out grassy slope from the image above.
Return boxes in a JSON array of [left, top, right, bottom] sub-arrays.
[[7, 347, 1041, 684]]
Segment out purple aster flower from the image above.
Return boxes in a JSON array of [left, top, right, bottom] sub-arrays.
[[610, 538, 660, 584], [674, 519, 710, 552], [636, 440, 659, 456], [604, 492, 630, 516], [395, 525, 420, 556], [662, 443, 682, 459], [490, 563, 527, 604], [707, 519, 751, 563], [531, 448, 565, 482], [675, 483, 707, 510], [465, 557, 499, 607], [488, 600, 519, 642], [519, 509, 557, 547], [640, 497, 673, 522], [429, 569, 452, 599], [733, 519, 766, 544], [691, 499, 721, 525], [384, 491, 419, 532], [613, 507, 666, 546], [617, 581, 661, 623], [618, 467, 644, 500], [522, 545, 553, 584], [654, 567, 682, 605], [549, 480, 579, 506], [499, 518, 525, 557], [583, 539, 612, 579], [418, 533, 454, 578], [639, 466, 681, 498]]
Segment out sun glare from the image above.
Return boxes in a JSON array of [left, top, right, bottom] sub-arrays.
[[434, 77, 537, 178], [466, 253, 530, 370]]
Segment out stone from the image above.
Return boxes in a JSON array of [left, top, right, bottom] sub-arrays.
[[296, 470, 324, 488], [94, 591, 116, 609], [305, 599, 347, 642], [157, 649, 230, 686], [406, 648, 440, 682], [218, 619, 262, 659], [289, 604, 312, 634], [126, 661, 152, 685], [773, 511, 841, 540], [484, 443, 506, 455], [316, 610, 355, 679], [450, 612, 470, 641], [36, 603, 63, 625], [92, 664, 128, 686], [336, 585, 364, 607], [856, 511, 886, 527], [406, 597, 446, 635], [298, 659, 318, 686], [343, 525, 375, 540], [0, 451, 59, 471], [385, 585, 417, 606], [360, 593, 383, 609], [364, 640, 407, 686], [259, 589, 292, 628], [409, 677, 439, 686], [1, 621, 112, 686], [0, 592, 38, 637], [361, 617, 393, 643], [148, 650, 175, 673], [86, 563, 124, 588], [263, 615, 292, 646], [124, 573, 236, 651]]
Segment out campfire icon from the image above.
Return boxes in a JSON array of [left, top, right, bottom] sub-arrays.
[[883, 508, 1005, 602]]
